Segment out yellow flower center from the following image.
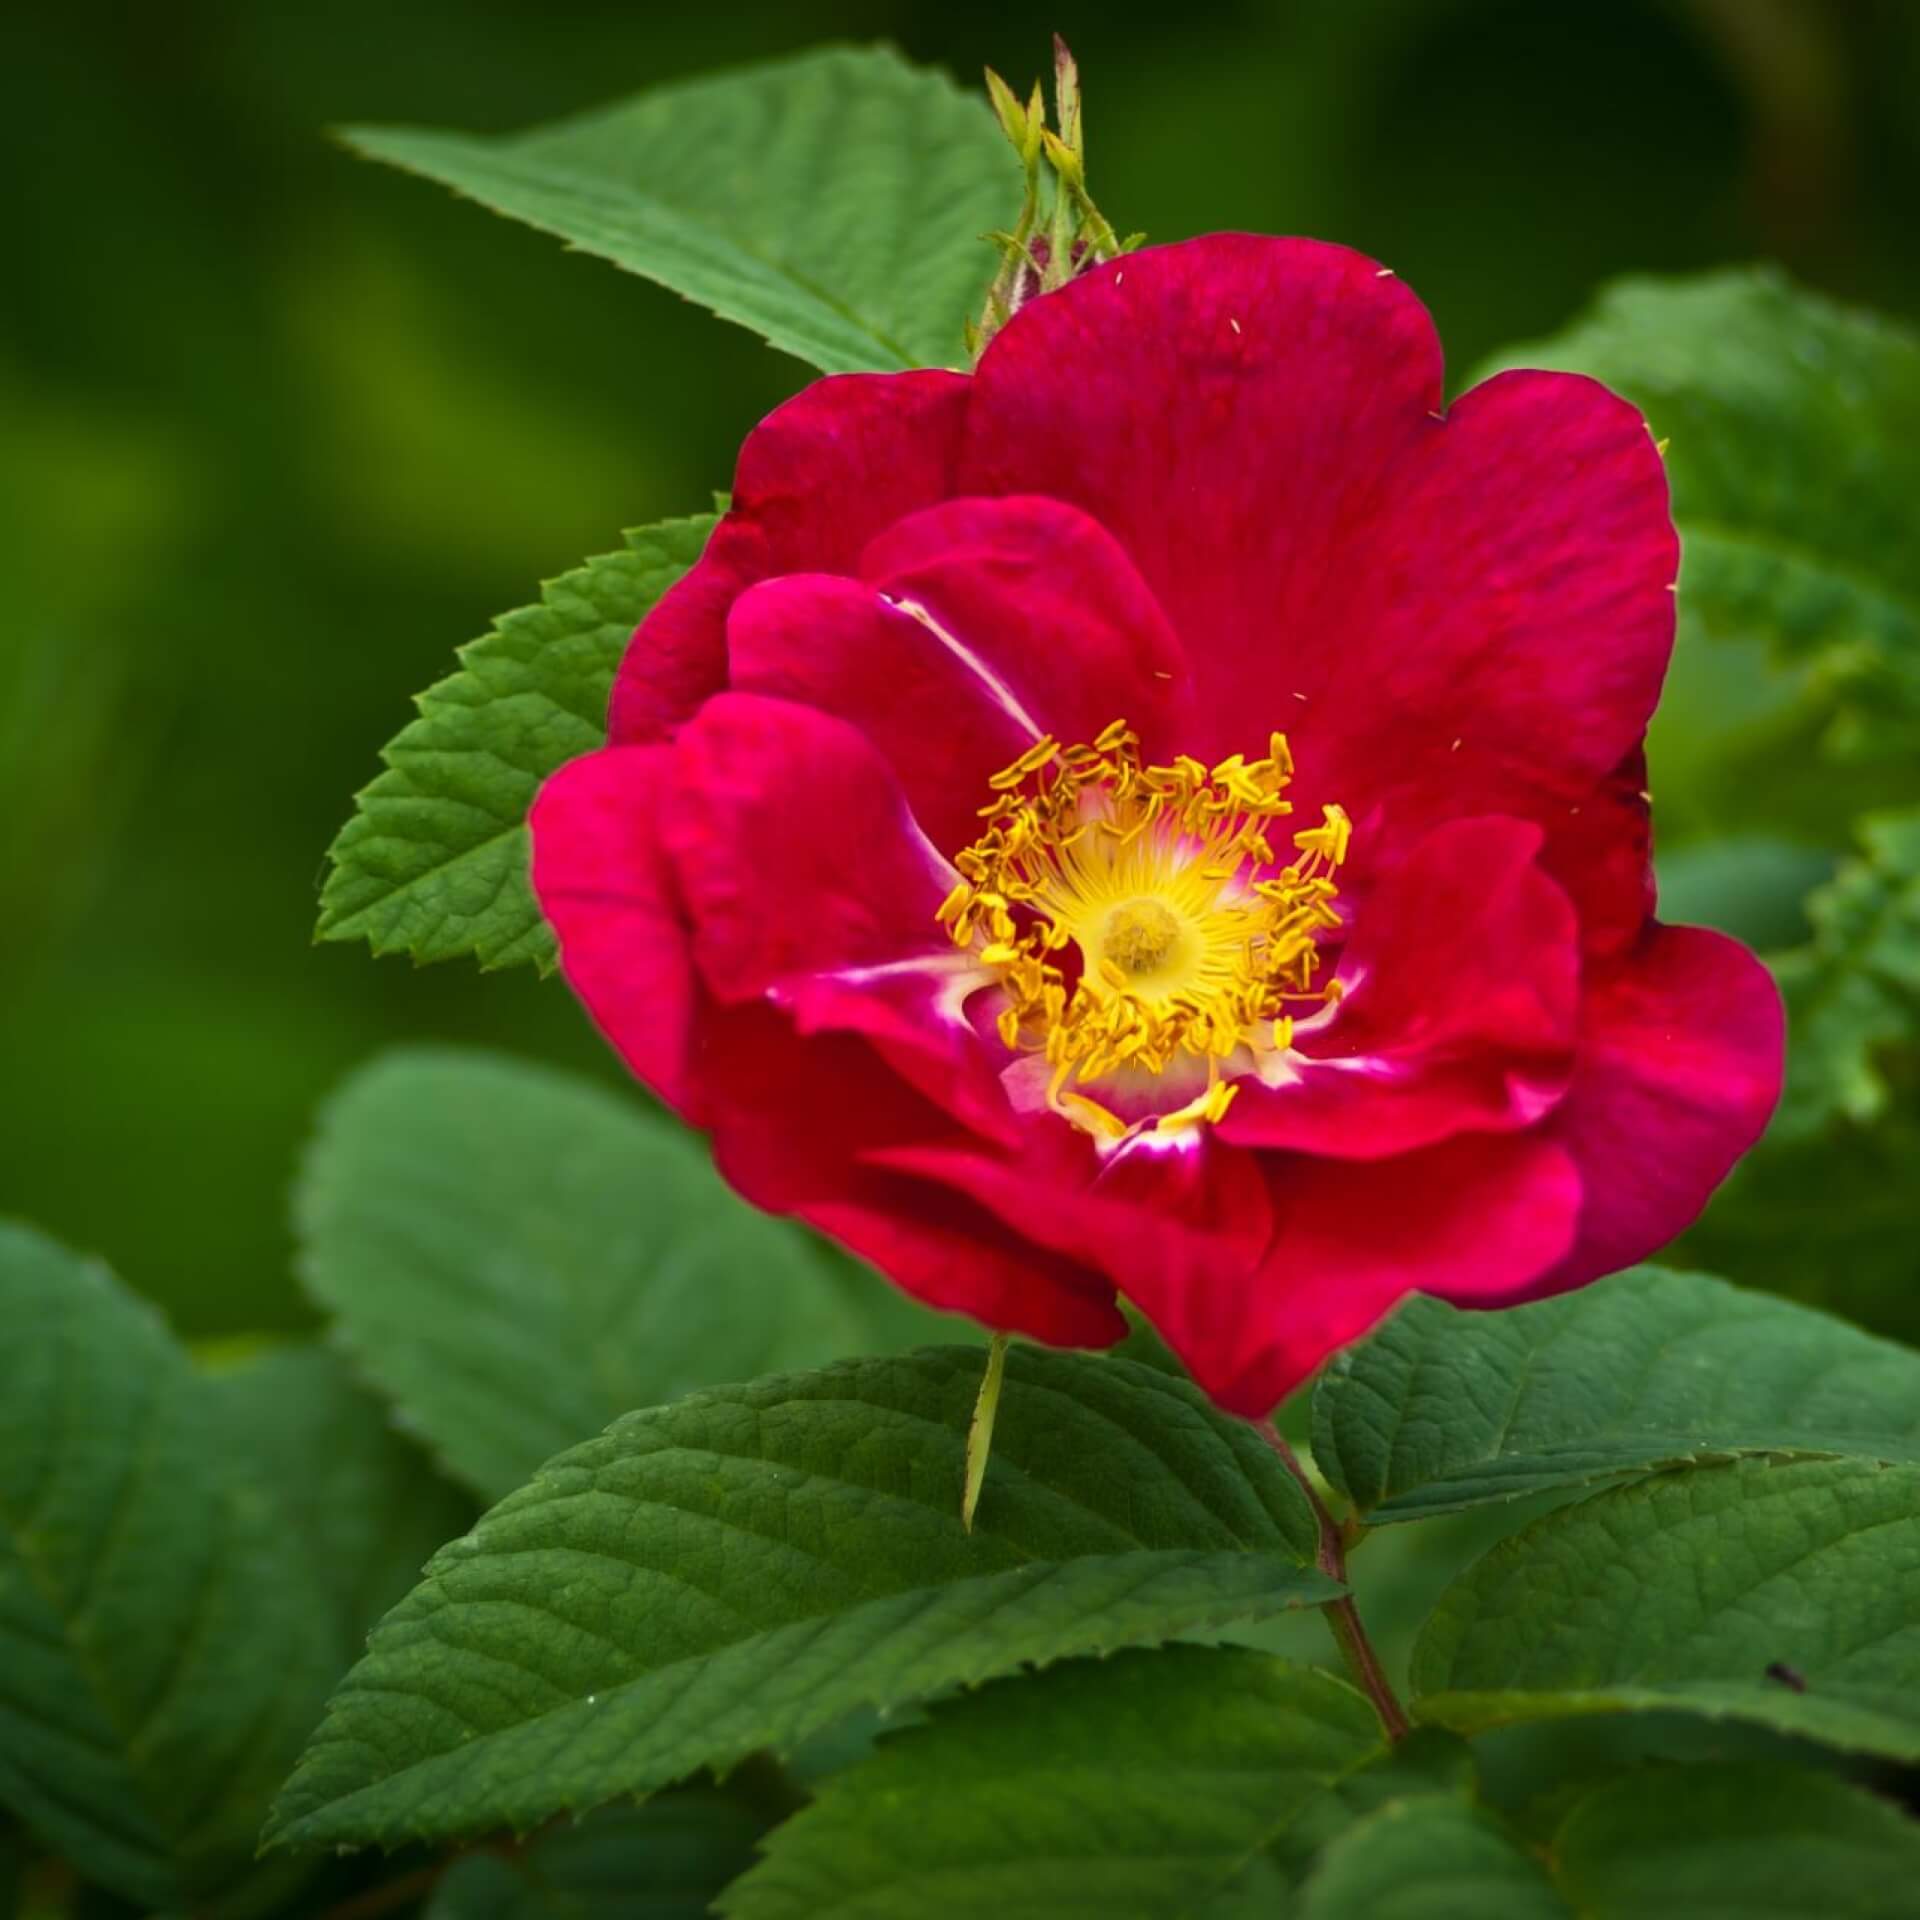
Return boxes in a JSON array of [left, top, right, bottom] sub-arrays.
[[938, 719, 1351, 1144]]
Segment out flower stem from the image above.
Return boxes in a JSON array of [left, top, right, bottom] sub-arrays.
[[962, 1332, 1011, 1533], [1255, 1420, 1410, 1743]]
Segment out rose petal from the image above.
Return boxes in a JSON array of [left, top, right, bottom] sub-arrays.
[[530, 745, 700, 1118], [1149, 1133, 1584, 1416], [871, 1122, 1274, 1337], [725, 497, 1190, 855], [1535, 922, 1785, 1291], [662, 692, 957, 1000], [967, 236, 1676, 858], [697, 1005, 1122, 1347], [964, 233, 1444, 760], [1224, 816, 1580, 1158], [661, 691, 1014, 1137], [610, 370, 969, 742]]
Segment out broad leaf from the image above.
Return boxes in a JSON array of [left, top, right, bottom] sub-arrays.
[[296, 1046, 952, 1500], [1770, 807, 1920, 1141], [718, 1648, 1384, 1920], [264, 1349, 1333, 1850], [0, 1225, 447, 1912], [1484, 269, 1920, 762], [1552, 1763, 1920, 1918], [1675, 1116, 1920, 1348], [1312, 1265, 1920, 1522], [316, 513, 712, 972], [347, 47, 1017, 375], [426, 1794, 763, 1920], [1410, 1457, 1920, 1759], [202, 1347, 473, 1662], [1296, 1795, 1568, 1920]]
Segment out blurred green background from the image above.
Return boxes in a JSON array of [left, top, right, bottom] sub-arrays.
[[4, 0, 1917, 1338]]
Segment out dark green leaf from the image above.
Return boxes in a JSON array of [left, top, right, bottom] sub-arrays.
[[1552, 1763, 1920, 1919], [296, 1046, 954, 1500], [1312, 1265, 1920, 1522], [1411, 1457, 1920, 1759], [265, 1348, 1333, 1851], [718, 1648, 1384, 1920], [426, 1794, 764, 1920], [1484, 269, 1920, 763], [1296, 1795, 1568, 1920], [1654, 835, 1830, 951], [202, 1347, 474, 1663], [1771, 807, 1920, 1141], [347, 47, 1017, 374], [0, 1226, 340, 1909], [1674, 1108, 1920, 1348], [316, 514, 712, 972]]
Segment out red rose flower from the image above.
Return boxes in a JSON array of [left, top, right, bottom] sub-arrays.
[[530, 235, 1784, 1414]]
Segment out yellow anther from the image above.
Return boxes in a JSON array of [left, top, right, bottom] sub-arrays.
[[939, 719, 1350, 1144]]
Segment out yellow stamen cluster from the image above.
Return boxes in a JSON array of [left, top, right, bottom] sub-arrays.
[[939, 719, 1351, 1140]]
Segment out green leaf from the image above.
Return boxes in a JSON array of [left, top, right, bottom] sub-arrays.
[[316, 513, 713, 972], [1654, 834, 1831, 952], [1296, 1795, 1568, 1920], [264, 1348, 1334, 1851], [1771, 807, 1920, 1141], [1674, 1115, 1920, 1348], [295, 1046, 954, 1501], [718, 1648, 1384, 1920], [346, 47, 1018, 375], [1312, 1265, 1920, 1523], [201, 1347, 474, 1664], [1484, 268, 1920, 762], [1551, 1762, 1920, 1919], [425, 1794, 764, 1920], [0, 1223, 445, 1912], [1410, 1457, 1920, 1760]]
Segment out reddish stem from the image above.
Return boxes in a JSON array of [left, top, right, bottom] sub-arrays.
[[1256, 1420, 1410, 1743]]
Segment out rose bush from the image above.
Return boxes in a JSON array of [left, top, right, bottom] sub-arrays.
[[531, 233, 1783, 1412]]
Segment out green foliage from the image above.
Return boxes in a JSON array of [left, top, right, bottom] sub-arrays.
[[1410, 1457, 1920, 1760], [295, 1046, 952, 1500], [1771, 807, 1920, 1140], [316, 514, 713, 972], [717, 1649, 1385, 1920], [1295, 1795, 1568, 1920], [1312, 1265, 1920, 1522], [1552, 1763, 1920, 1919], [200, 1347, 474, 1664], [425, 1795, 764, 1920], [346, 47, 1018, 375], [0, 1223, 451, 1913], [1679, 809, 1920, 1343], [1484, 269, 1920, 765], [265, 1348, 1332, 1851]]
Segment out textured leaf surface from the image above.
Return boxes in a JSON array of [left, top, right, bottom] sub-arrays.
[[719, 1649, 1384, 1920], [347, 47, 1016, 374], [265, 1349, 1333, 1851], [1486, 269, 1920, 761], [203, 1347, 473, 1661], [316, 514, 712, 972], [1296, 1795, 1568, 1920], [297, 1047, 951, 1500], [1553, 1763, 1920, 1919], [426, 1795, 763, 1920], [1312, 1265, 1920, 1521], [1411, 1457, 1920, 1759], [0, 1225, 446, 1911], [1772, 808, 1920, 1141]]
